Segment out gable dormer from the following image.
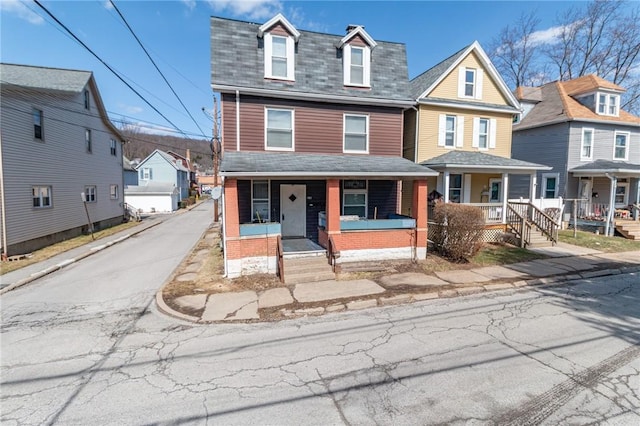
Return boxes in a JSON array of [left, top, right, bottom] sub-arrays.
[[258, 14, 300, 81], [336, 25, 377, 88]]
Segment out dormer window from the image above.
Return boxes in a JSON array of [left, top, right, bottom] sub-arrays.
[[597, 93, 619, 116], [258, 14, 300, 82], [338, 25, 376, 88]]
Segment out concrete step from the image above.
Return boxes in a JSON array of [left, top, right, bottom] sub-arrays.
[[284, 256, 331, 273], [284, 270, 336, 285], [338, 261, 390, 274]]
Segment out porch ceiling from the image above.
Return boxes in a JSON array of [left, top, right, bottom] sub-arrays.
[[220, 151, 439, 179], [419, 151, 551, 173], [570, 159, 640, 177]]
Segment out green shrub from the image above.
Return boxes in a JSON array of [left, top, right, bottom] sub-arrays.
[[431, 203, 485, 262]]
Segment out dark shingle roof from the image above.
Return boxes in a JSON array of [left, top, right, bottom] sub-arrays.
[[220, 151, 438, 177], [210, 16, 411, 103], [0, 63, 91, 92], [408, 45, 468, 99], [420, 151, 550, 171], [570, 159, 640, 173]]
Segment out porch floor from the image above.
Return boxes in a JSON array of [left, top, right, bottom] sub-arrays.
[[282, 237, 325, 254]]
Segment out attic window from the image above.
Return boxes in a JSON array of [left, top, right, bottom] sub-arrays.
[[458, 67, 483, 100], [344, 44, 371, 87], [597, 93, 619, 117], [259, 14, 299, 82]]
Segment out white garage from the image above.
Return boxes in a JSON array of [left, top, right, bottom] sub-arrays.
[[124, 184, 179, 213]]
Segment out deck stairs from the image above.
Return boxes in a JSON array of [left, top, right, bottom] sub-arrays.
[[283, 253, 335, 285], [615, 220, 640, 240]]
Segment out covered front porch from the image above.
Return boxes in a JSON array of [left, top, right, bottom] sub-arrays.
[[570, 160, 640, 237], [220, 151, 438, 278]]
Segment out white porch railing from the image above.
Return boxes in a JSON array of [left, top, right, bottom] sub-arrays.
[[465, 203, 504, 223]]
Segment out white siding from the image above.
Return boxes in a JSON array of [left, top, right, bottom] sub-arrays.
[[0, 84, 124, 251]]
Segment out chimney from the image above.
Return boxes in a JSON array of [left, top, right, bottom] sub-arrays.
[[346, 24, 362, 34]]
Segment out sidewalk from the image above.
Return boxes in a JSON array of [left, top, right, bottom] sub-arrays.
[[157, 238, 640, 323], [0, 216, 165, 294]]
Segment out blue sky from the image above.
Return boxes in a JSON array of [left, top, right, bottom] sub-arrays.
[[1, 0, 590, 141]]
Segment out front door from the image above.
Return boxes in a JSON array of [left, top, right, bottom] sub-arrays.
[[280, 184, 306, 237], [578, 178, 593, 216]]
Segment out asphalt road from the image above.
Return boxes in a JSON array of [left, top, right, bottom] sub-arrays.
[[2, 206, 639, 424]]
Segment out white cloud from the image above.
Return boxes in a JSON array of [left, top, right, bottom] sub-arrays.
[[0, 0, 44, 25], [206, 0, 282, 20], [181, 0, 197, 12], [103, 1, 114, 11], [528, 24, 567, 46], [119, 104, 144, 114], [285, 6, 327, 33]]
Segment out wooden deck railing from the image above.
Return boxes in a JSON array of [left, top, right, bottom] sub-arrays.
[[507, 201, 559, 246], [276, 235, 284, 283]]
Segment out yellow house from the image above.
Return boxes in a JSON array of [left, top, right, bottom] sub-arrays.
[[402, 41, 550, 226]]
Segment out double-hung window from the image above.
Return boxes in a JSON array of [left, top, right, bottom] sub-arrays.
[[350, 47, 364, 85], [264, 33, 294, 80], [110, 184, 119, 200], [142, 168, 151, 180], [343, 180, 367, 218], [110, 139, 117, 156], [85, 129, 92, 153], [251, 180, 270, 222], [344, 114, 368, 153], [449, 174, 462, 203], [265, 108, 294, 150], [343, 45, 370, 87], [614, 131, 629, 160], [445, 115, 456, 148], [32, 186, 52, 208], [542, 174, 558, 199], [33, 108, 43, 140], [271, 36, 287, 78], [581, 128, 594, 160], [84, 185, 97, 203], [465, 69, 476, 97], [478, 118, 489, 149]]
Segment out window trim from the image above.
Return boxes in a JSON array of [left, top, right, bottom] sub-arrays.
[[343, 44, 371, 88], [580, 128, 594, 161], [85, 129, 92, 153], [343, 114, 369, 154], [84, 185, 97, 203], [264, 107, 294, 151], [32, 185, 52, 208], [615, 181, 629, 207], [541, 173, 559, 199], [489, 178, 502, 203], [110, 139, 117, 156], [613, 131, 629, 161], [251, 179, 270, 222], [264, 33, 295, 81], [444, 115, 456, 148], [110, 184, 119, 200], [458, 67, 483, 100], [142, 168, 151, 180], [477, 118, 489, 150], [342, 180, 368, 218], [33, 108, 43, 141], [597, 93, 620, 117], [448, 173, 463, 203], [84, 89, 90, 110]]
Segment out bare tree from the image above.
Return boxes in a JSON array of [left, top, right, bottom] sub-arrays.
[[489, 11, 545, 88]]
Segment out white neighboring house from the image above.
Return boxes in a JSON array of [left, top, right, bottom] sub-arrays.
[[0, 63, 125, 258]]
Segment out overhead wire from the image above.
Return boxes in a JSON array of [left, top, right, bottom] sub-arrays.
[[108, 0, 207, 138], [32, 0, 191, 139]]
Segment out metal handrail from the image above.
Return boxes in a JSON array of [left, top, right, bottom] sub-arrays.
[[276, 235, 284, 283]]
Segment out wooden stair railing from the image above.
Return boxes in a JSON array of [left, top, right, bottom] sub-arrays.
[[276, 235, 284, 283], [507, 201, 560, 246], [327, 235, 340, 272]]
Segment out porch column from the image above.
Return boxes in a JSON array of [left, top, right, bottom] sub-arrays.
[[326, 179, 341, 235], [224, 178, 240, 238], [412, 179, 428, 258], [529, 173, 537, 200], [443, 171, 450, 203], [605, 174, 617, 236], [502, 173, 509, 224]]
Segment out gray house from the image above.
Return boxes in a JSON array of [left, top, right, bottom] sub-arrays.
[[135, 149, 189, 200], [0, 63, 125, 257], [512, 75, 640, 236]]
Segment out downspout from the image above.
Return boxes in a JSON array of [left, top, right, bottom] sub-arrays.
[[0, 133, 8, 259], [636, 178, 640, 221], [605, 173, 617, 237], [221, 176, 228, 277], [235, 90, 240, 151], [413, 106, 419, 163]]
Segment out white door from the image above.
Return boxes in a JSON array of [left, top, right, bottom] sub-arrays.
[[280, 184, 306, 237], [578, 178, 593, 216]]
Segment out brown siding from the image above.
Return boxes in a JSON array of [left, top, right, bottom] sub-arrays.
[[348, 34, 367, 47], [268, 23, 290, 37], [232, 96, 403, 156], [221, 93, 237, 152]]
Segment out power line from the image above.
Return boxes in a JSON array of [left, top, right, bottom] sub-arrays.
[[109, 0, 207, 138], [32, 0, 190, 139]]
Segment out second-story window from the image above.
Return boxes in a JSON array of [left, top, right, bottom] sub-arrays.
[[458, 67, 483, 99], [465, 69, 476, 97], [84, 185, 97, 203], [110, 139, 117, 156], [265, 108, 294, 150], [597, 93, 620, 116], [478, 118, 489, 149], [264, 33, 294, 81], [614, 131, 629, 160], [439, 114, 461, 148], [343, 114, 368, 153], [581, 128, 594, 160], [85, 129, 92, 153], [445, 116, 456, 147], [33, 108, 43, 140], [84, 90, 90, 110]]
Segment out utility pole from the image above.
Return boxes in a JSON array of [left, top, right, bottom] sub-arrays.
[[212, 96, 221, 222]]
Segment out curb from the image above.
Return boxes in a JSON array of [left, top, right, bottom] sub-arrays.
[[157, 264, 639, 324], [0, 221, 162, 295]]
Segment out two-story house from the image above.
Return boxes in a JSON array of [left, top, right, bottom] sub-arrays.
[[512, 75, 640, 237], [0, 63, 125, 258], [212, 14, 437, 278], [402, 42, 549, 238]]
